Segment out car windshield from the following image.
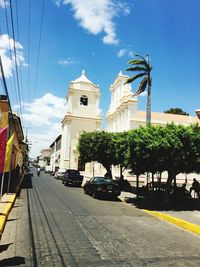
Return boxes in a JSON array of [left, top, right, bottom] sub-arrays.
[[93, 177, 113, 184]]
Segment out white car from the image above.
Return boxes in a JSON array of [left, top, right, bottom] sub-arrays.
[[55, 168, 66, 180]]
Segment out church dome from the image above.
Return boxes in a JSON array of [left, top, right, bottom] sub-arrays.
[[72, 70, 94, 85]]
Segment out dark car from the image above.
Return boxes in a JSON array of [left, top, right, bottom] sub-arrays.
[[63, 169, 83, 187], [83, 177, 121, 199]]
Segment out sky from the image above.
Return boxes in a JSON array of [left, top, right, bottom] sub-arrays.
[[0, 0, 200, 158]]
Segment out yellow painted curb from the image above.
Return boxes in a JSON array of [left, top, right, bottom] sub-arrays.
[[0, 193, 16, 238], [143, 209, 200, 236], [0, 214, 6, 236]]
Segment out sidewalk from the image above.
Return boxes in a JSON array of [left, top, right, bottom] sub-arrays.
[[0, 173, 25, 238], [118, 191, 200, 235]]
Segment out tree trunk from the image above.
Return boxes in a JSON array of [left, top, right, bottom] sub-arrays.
[[106, 167, 112, 179], [146, 81, 151, 125], [102, 163, 113, 179], [164, 170, 175, 204], [120, 165, 123, 178], [136, 174, 139, 198]]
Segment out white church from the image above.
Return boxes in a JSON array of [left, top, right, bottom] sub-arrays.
[[44, 70, 199, 182]]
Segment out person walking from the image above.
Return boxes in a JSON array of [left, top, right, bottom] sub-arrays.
[[189, 178, 200, 198]]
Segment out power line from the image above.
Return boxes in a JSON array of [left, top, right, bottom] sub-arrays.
[[2, 0, 18, 107], [9, 0, 24, 125], [15, 0, 25, 113], [0, 54, 19, 139], [27, 0, 31, 101], [34, 0, 45, 97]]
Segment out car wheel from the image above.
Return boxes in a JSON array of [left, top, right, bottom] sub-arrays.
[[92, 191, 98, 199]]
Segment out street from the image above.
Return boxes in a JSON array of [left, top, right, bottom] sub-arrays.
[[1, 170, 200, 266]]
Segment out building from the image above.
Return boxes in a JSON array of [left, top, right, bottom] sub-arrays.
[[38, 148, 51, 168], [106, 72, 199, 132], [49, 135, 62, 172], [58, 71, 199, 182], [0, 95, 28, 193], [59, 70, 101, 171], [106, 72, 200, 181]]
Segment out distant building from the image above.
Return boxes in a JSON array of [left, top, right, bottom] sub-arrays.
[[38, 148, 51, 168], [49, 135, 62, 172]]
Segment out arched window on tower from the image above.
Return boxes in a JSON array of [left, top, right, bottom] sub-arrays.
[[80, 95, 88, 106]]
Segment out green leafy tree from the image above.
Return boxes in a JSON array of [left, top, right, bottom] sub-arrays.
[[181, 124, 200, 174], [126, 124, 200, 202], [126, 54, 152, 125], [126, 126, 166, 193], [112, 131, 129, 177], [78, 131, 117, 179], [164, 108, 189, 116], [154, 123, 199, 203]]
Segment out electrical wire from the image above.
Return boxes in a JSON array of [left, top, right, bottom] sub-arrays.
[[27, 0, 31, 101], [0, 54, 19, 139], [9, 0, 24, 125], [2, 0, 18, 107], [15, 0, 25, 115], [34, 0, 45, 97]]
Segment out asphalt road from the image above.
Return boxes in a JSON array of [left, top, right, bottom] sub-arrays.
[[1, 169, 200, 267]]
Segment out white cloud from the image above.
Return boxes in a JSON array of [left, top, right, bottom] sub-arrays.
[[55, 0, 130, 45], [117, 48, 134, 58], [0, 0, 8, 8], [14, 93, 66, 157], [0, 34, 26, 78], [58, 57, 80, 66]]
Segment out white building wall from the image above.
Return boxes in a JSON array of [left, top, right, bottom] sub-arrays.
[[60, 71, 102, 172]]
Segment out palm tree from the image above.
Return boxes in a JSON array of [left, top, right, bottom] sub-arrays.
[[125, 54, 152, 125]]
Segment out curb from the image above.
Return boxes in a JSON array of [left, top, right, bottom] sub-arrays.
[[0, 194, 16, 237], [143, 210, 200, 236], [0, 172, 26, 238], [119, 195, 200, 236]]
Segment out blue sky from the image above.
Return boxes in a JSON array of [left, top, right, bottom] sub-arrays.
[[0, 0, 200, 157]]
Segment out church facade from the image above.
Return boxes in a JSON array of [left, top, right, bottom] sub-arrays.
[[59, 70, 101, 171]]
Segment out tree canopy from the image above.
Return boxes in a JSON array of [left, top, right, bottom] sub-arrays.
[[164, 108, 189, 116], [78, 124, 200, 202]]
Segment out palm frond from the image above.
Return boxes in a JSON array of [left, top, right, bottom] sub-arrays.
[[135, 54, 147, 62], [128, 59, 148, 68], [133, 77, 148, 97], [125, 72, 146, 84], [126, 66, 147, 72]]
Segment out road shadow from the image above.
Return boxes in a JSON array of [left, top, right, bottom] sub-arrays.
[[0, 243, 13, 253], [7, 218, 18, 222], [124, 197, 200, 211], [17, 174, 33, 197], [0, 256, 25, 266], [96, 195, 121, 202], [21, 173, 33, 189]]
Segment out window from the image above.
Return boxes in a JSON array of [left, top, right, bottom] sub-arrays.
[[80, 95, 88, 106]]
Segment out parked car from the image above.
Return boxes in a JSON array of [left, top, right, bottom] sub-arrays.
[[55, 168, 66, 180], [44, 165, 53, 173], [83, 177, 121, 199], [62, 169, 83, 187]]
